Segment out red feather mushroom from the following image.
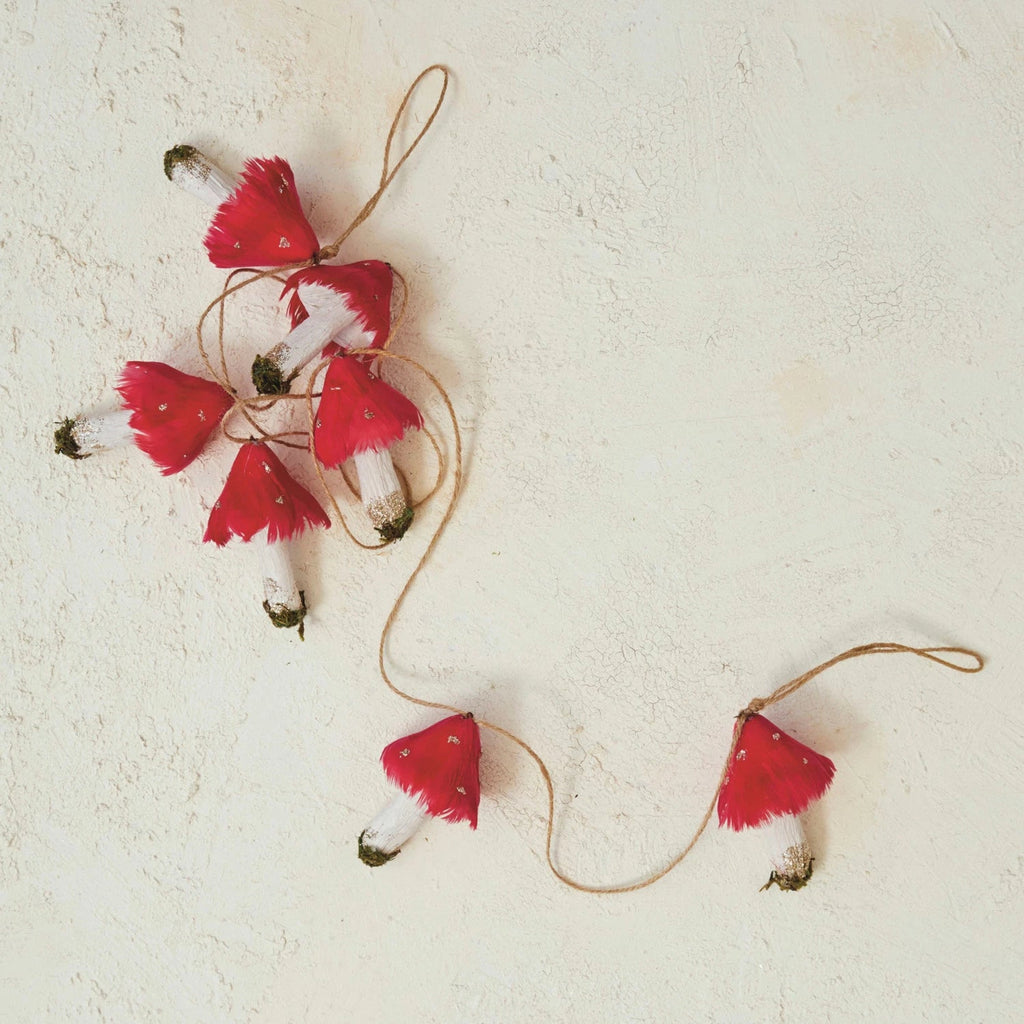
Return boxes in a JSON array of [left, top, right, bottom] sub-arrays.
[[204, 441, 330, 635], [54, 361, 232, 474], [251, 261, 394, 395], [203, 156, 320, 269], [717, 713, 836, 890], [313, 350, 422, 541], [359, 713, 482, 866]]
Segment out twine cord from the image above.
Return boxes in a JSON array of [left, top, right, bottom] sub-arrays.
[[181, 64, 986, 894], [367, 348, 468, 717], [317, 64, 450, 263]]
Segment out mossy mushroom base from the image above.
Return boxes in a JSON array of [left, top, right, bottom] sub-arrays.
[[761, 861, 813, 891], [163, 143, 201, 181], [376, 505, 415, 542], [251, 355, 293, 396], [263, 590, 307, 640], [54, 418, 87, 460], [358, 830, 401, 867], [760, 839, 814, 892]]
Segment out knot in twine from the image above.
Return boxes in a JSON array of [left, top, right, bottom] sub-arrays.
[[740, 697, 769, 719]]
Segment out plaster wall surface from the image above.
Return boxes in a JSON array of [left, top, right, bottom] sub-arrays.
[[1, 1, 1023, 1021]]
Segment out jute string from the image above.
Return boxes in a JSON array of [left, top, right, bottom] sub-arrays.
[[187, 64, 985, 894]]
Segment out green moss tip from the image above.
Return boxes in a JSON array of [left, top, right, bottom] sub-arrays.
[[358, 831, 400, 867], [252, 355, 293, 396], [263, 590, 307, 640], [376, 506, 415, 543], [760, 859, 814, 893], [54, 418, 89, 460], [163, 144, 199, 181]]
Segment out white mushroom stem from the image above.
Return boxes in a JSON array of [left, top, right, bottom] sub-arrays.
[[164, 145, 237, 207], [760, 814, 815, 892], [271, 285, 379, 382], [257, 535, 306, 636], [55, 409, 135, 460], [352, 447, 413, 540], [358, 791, 429, 866]]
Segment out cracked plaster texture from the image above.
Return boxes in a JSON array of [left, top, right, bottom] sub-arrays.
[[1, 0, 1023, 1021]]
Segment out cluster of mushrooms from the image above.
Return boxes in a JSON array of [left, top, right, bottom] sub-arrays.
[[55, 148, 423, 638], [53, 141, 837, 885]]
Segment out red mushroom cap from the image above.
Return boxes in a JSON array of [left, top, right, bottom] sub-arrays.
[[203, 441, 330, 545], [381, 713, 482, 827], [116, 361, 233, 476], [204, 157, 319, 269], [717, 714, 835, 831], [313, 354, 423, 468], [281, 260, 394, 352]]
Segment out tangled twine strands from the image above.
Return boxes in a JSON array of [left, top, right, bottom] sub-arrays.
[[197, 263, 309, 397], [184, 65, 450, 553], [217, 264, 414, 457]]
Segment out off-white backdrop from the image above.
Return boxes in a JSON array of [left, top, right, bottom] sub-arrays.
[[2, 1, 1022, 1021]]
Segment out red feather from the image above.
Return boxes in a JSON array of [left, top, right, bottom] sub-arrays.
[[281, 260, 393, 351], [204, 157, 319, 268], [204, 441, 330, 545], [313, 354, 422, 468], [381, 714, 481, 827], [116, 361, 233, 476], [717, 714, 835, 831]]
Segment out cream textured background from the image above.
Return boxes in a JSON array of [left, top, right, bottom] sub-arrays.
[[2, 1, 1023, 1021]]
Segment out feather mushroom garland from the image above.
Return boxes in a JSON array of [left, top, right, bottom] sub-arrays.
[[203, 441, 330, 636], [313, 348, 423, 541], [54, 362, 233, 473], [717, 713, 836, 891], [359, 713, 482, 866]]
